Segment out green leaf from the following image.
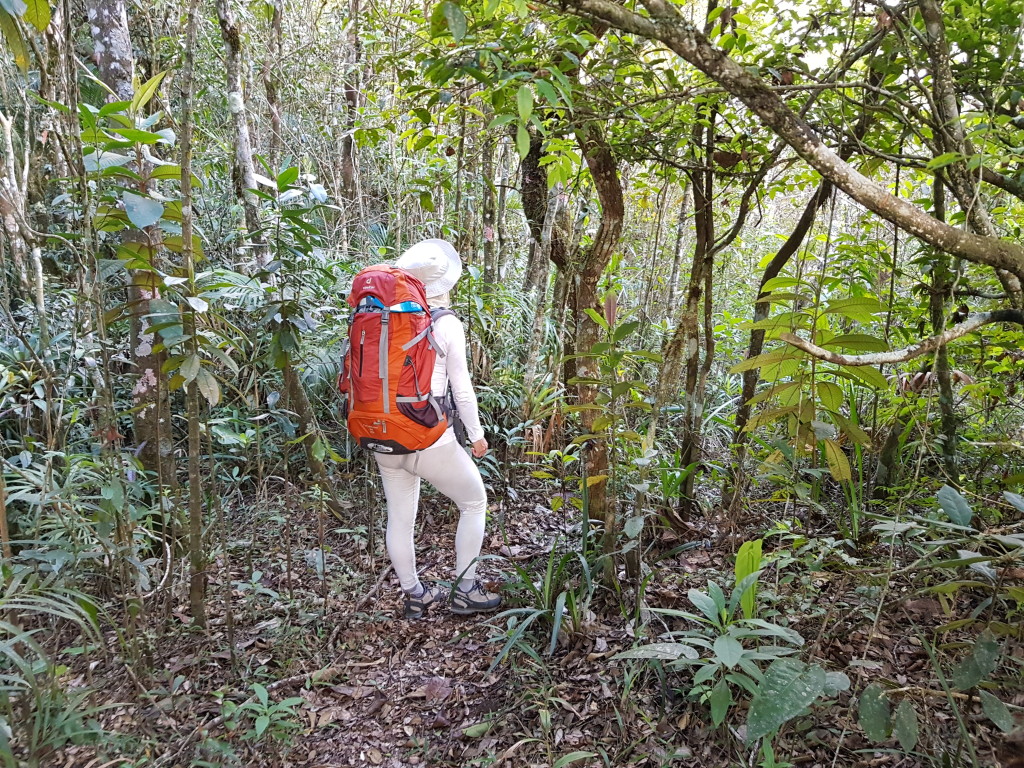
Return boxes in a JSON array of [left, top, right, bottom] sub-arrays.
[[822, 439, 852, 483], [978, 690, 1014, 733], [195, 366, 221, 406], [839, 364, 888, 390], [858, 683, 891, 742], [462, 722, 492, 738], [535, 79, 560, 106], [583, 307, 610, 332], [186, 296, 208, 313], [0, 0, 27, 16], [823, 296, 885, 323], [122, 192, 164, 229], [0, 9, 29, 72], [623, 515, 644, 539], [952, 630, 1000, 690], [109, 127, 163, 144], [552, 752, 597, 768], [817, 382, 844, 412], [735, 539, 762, 620], [311, 436, 326, 463], [180, 354, 201, 384], [729, 349, 804, 374], [131, 71, 166, 114], [515, 122, 530, 160], [926, 151, 963, 170], [83, 150, 132, 172], [713, 636, 743, 669], [441, 0, 467, 41], [821, 333, 889, 353], [709, 678, 732, 727], [892, 699, 918, 752], [613, 320, 641, 342], [1003, 491, 1024, 515], [937, 484, 973, 528], [276, 166, 299, 191], [746, 659, 825, 743], [22, 0, 49, 31], [688, 588, 721, 625], [254, 714, 270, 737], [253, 682, 269, 707], [612, 642, 700, 661], [517, 84, 534, 123]]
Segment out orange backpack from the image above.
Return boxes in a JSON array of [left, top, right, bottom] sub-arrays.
[[338, 265, 454, 453]]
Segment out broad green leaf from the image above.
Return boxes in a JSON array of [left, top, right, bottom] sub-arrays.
[[552, 752, 598, 768], [623, 515, 644, 539], [535, 79, 560, 106], [613, 320, 641, 342], [179, 354, 200, 384], [0, 9, 28, 72], [83, 150, 132, 172], [110, 127, 163, 144], [892, 699, 918, 752], [276, 166, 299, 190], [978, 690, 1014, 733], [131, 71, 166, 114], [440, 0, 467, 41], [937, 484, 973, 528], [952, 630, 1000, 690], [823, 671, 851, 695], [832, 412, 870, 445], [186, 296, 208, 313], [858, 683, 891, 741], [254, 714, 270, 737], [823, 296, 885, 323], [746, 659, 825, 743], [926, 151, 963, 169], [839, 365, 888, 390], [822, 439, 852, 483], [688, 588, 721, 625], [821, 333, 889, 353], [760, 276, 804, 292], [517, 84, 534, 123], [515, 122, 530, 160], [817, 382, 843, 412], [122, 192, 164, 229], [22, 0, 48, 31], [613, 643, 699, 660], [710, 678, 732, 726], [1003, 491, 1024, 514], [713, 636, 744, 669], [735, 539, 762, 620], [729, 349, 804, 374], [195, 366, 220, 405], [583, 307, 610, 331]]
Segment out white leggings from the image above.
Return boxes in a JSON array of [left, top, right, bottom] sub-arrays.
[[374, 437, 488, 592]]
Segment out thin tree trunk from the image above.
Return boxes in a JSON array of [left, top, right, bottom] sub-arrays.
[[482, 137, 498, 284], [339, 0, 361, 199], [664, 181, 690, 315], [929, 179, 958, 478], [217, 0, 269, 269], [261, 0, 283, 172], [522, 188, 561, 394], [88, 0, 176, 491], [180, 1, 207, 629], [520, 130, 548, 294], [574, 120, 624, 563]]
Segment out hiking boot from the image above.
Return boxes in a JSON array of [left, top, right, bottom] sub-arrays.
[[450, 581, 502, 615], [403, 582, 445, 619]]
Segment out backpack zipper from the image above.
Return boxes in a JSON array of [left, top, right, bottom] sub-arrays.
[[358, 328, 365, 375]]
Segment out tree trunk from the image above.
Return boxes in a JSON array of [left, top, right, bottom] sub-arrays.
[[180, 1, 207, 629], [929, 179, 958, 479], [87, 0, 176, 491], [574, 120, 624, 563], [520, 130, 548, 294], [261, 0, 284, 172], [664, 181, 690, 316], [482, 137, 497, 285], [217, 0, 270, 269]]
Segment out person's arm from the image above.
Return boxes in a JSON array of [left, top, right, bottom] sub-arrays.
[[437, 315, 487, 455]]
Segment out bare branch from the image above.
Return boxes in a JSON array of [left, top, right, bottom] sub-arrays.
[[780, 310, 1024, 366]]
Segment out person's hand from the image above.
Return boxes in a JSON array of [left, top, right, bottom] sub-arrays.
[[471, 438, 488, 458]]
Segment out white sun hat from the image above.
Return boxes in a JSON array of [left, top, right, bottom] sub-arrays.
[[394, 238, 463, 298]]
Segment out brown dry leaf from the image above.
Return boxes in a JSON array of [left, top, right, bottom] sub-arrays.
[[424, 676, 453, 702], [367, 747, 383, 765]]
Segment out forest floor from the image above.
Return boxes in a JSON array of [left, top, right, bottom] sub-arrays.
[[54, 477, 1022, 768]]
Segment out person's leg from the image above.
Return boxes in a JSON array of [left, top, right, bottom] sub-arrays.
[[374, 453, 422, 592], [413, 441, 499, 613], [412, 440, 487, 585]]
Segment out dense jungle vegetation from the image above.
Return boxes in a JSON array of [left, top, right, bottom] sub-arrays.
[[0, 0, 1023, 765]]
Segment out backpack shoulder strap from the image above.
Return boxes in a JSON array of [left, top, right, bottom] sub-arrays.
[[430, 308, 457, 322]]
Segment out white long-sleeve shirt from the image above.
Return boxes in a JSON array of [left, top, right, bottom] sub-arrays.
[[430, 313, 485, 446]]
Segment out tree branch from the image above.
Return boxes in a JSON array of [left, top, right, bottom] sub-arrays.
[[780, 310, 1024, 366], [558, 0, 1024, 279]]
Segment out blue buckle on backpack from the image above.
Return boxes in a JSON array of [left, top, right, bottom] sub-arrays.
[[359, 297, 425, 313]]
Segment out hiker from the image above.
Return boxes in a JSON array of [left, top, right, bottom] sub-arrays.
[[372, 239, 502, 619]]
